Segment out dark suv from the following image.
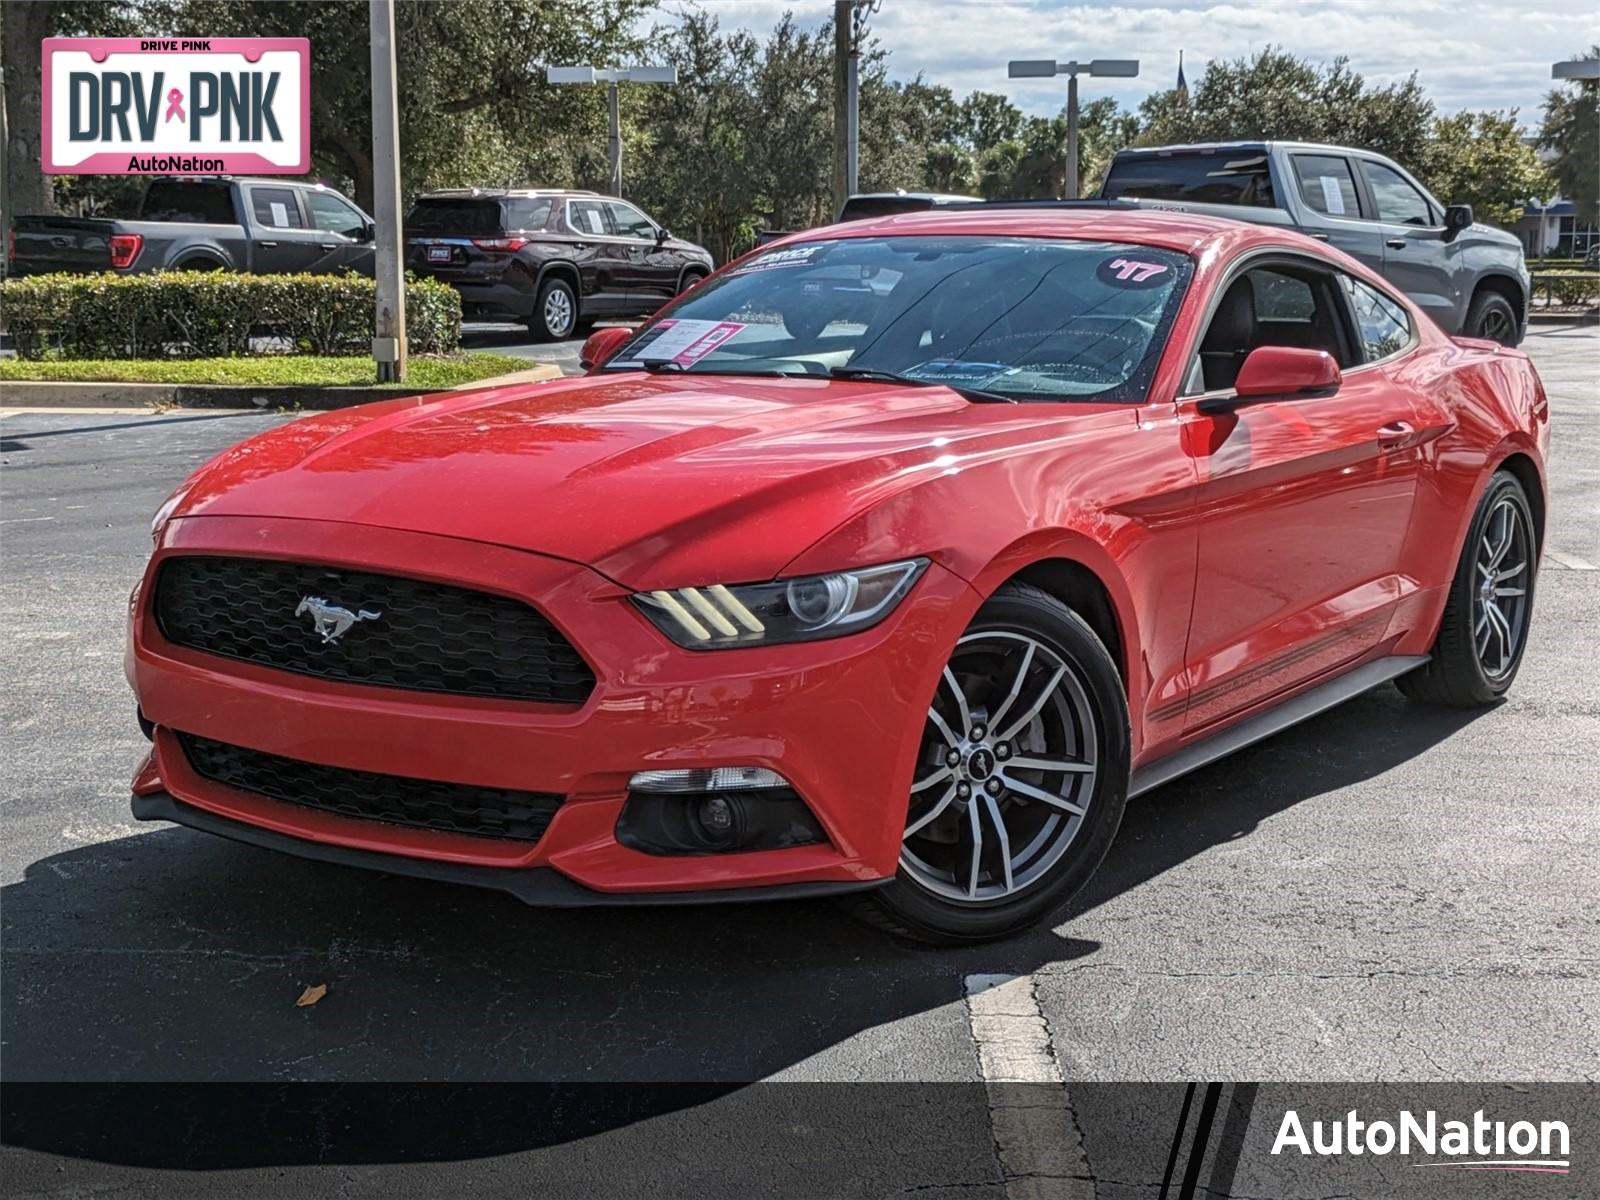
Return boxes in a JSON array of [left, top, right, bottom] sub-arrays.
[[405, 189, 714, 341]]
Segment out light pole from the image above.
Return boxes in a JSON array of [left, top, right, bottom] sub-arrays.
[[1552, 59, 1600, 82], [1008, 58, 1139, 199], [369, 0, 406, 382], [548, 66, 677, 197]]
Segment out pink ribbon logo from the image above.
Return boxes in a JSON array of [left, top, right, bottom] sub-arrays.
[[164, 87, 185, 123]]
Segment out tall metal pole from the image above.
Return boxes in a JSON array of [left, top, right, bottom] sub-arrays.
[[0, 65, 10, 278], [369, 0, 406, 382], [832, 0, 851, 214], [845, 48, 860, 195], [607, 80, 622, 196], [1064, 70, 1079, 200]]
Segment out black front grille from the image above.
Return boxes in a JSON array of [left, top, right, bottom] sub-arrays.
[[154, 556, 595, 704], [178, 732, 563, 842]]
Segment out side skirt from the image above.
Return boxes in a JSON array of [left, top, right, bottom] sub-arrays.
[[1128, 655, 1430, 798]]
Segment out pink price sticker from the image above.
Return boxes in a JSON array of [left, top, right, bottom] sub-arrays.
[[42, 37, 310, 174], [628, 319, 747, 367]]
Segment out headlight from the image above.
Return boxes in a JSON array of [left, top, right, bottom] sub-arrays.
[[149, 486, 189, 544], [633, 559, 927, 649]]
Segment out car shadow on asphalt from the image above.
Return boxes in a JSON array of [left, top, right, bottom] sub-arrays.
[[1, 684, 1487, 1167]]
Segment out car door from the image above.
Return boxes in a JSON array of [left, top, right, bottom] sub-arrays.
[[1355, 158, 1460, 332], [1286, 152, 1386, 272], [565, 198, 630, 312], [244, 185, 339, 274], [607, 200, 677, 305], [304, 189, 374, 276], [1178, 254, 1426, 732]]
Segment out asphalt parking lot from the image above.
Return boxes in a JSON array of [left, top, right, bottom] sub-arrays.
[[2, 324, 1596, 1096]]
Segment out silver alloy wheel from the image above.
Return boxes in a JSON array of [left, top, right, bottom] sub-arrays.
[[1473, 494, 1531, 678], [544, 287, 575, 337], [900, 630, 1098, 903]]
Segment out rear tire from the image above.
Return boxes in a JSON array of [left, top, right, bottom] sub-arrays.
[[855, 582, 1129, 944], [529, 277, 578, 342], [1465, 289, 1519, 346], [1398, 470, 1537, 707]]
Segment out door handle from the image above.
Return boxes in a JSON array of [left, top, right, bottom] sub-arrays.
[[1385, 238, 1406, 249], [1377, 420, 1414, 449], [320, 243, 337, 251], [259, 240, 278, 248], [1309, 232, 1330, 241]]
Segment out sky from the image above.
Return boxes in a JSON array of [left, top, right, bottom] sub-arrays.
[[667, 0, 1590, 124]]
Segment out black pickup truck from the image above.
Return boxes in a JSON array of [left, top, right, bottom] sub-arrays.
[[8, 177, 376, 277]]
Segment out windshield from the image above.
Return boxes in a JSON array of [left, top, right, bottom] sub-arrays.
[[604, 236, 1194, 403]]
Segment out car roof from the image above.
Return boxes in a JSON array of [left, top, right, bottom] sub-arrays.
[[781, 205, 1287, 256], [845, 191, 981, 203], [415, 188, 602, 199], [1113, 140, 1385, 158]]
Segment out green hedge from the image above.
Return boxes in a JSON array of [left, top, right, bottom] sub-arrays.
[[1531, 270, 1600, 307], [0, 271, 461, 360]]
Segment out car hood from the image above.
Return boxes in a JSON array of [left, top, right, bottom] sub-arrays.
[[169, 373, 1120, 587]]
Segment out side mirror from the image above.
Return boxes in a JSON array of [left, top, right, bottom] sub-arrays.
[[580, 325, 635, 371], [1443, 204, 1473, 243], [1199, 347, 1341, 412], [357, 222, 375, 243], [654, 227, 670, 245]]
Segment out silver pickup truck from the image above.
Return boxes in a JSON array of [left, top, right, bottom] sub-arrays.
[[9, 177, 376, 278], [1100, 141, 1530, 344]]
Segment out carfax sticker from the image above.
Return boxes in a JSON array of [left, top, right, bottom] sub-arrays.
[[1097, 256, 1171, 287], [729, 245, 822, 274], [615, 319, 747, 367], [901, 359, 1012, 384]]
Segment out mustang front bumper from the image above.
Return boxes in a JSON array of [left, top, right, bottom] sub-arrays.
[[128, 515, 974, 898]]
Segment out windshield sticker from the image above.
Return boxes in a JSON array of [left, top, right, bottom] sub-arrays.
[[1319, 175, 1347, 215], [901, 359, 1013, 385], [730, 245, 823, 274], [615, 319, 747, 367], [1098, 257, 1171, 287]]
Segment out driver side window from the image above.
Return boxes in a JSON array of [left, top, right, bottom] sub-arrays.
[[1190, 261, 1358, 393]]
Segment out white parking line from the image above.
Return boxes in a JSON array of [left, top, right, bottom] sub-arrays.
[[1545, 547, 1597, 571], [965, 973, 1093, 1199]]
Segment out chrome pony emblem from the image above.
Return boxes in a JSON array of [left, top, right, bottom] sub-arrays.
[[295, 595, 382, 644]]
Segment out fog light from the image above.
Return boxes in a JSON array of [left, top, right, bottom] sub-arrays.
[[617, 767, 826, 856], [696, 795, 743, 847]]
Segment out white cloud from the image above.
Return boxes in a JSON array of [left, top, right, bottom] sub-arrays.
[[671, 0, 1586, 124]]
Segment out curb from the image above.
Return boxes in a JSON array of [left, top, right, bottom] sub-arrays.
[[1527, 309, 1599, 328], [0, 363, 565, 410]]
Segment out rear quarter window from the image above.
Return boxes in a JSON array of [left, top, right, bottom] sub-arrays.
[[1103, 153, 1276, 207], [406, 199, 504, 236], [140, 181, 237, 223]]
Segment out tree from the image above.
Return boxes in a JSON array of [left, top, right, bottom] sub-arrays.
[[1134, 48, 1436, 173], [1424, 110, 1552, 227], [2, 1, 135, 217], [143, 0, 649, 210], [958, 91, 1023, 150], [1540, 47, 1599, 224]]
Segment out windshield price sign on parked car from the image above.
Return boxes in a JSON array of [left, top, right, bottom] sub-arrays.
[[42, 37, 309, 175]]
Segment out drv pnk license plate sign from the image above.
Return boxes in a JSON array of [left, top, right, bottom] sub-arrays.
[[42, 38, 309, 175]]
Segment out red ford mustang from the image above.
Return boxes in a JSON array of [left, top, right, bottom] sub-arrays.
[[127, 208, 1549, 942]]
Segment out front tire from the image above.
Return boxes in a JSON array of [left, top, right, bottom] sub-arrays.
[[1465, 289, 1519, 346], [529, 277, 578, 342], [1398, 470, 1537, 707], [858, 582, 1130, 944]]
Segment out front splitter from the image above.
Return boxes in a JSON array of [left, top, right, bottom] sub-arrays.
[[131, 790, 890, 908]]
